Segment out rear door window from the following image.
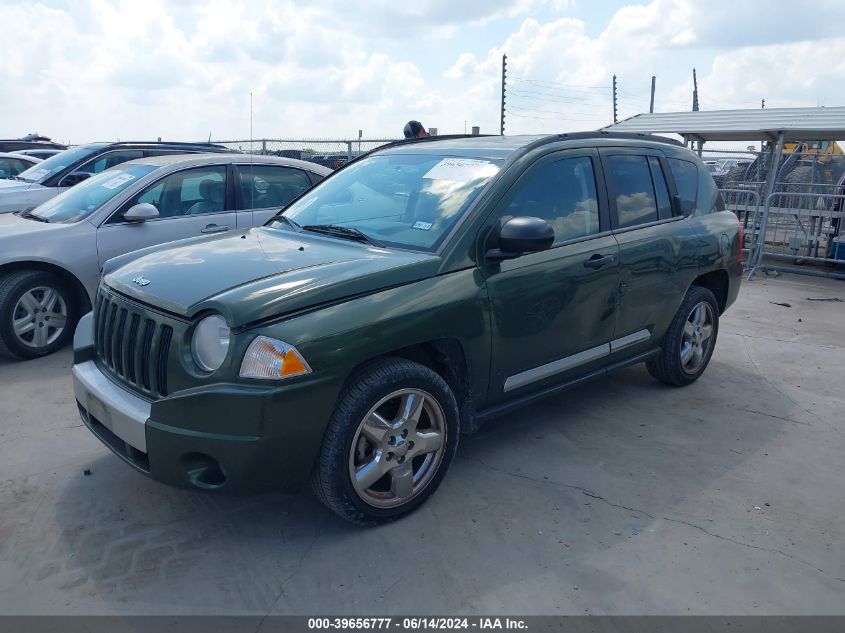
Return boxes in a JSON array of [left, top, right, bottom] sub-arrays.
[[648, 157, 673, 219], [606, 155, 659, 228], [236, 165, 312, 210]]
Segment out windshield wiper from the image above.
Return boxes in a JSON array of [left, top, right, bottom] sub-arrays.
[[18, 209, 49, 223], [303, 224, 383, 247], [269, 213, 302, 232]]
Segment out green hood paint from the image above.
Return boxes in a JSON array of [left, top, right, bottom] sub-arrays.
[[105, 227, 440, 326]]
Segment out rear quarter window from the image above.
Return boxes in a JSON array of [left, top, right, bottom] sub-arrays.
[[667, 158, 699, 214]]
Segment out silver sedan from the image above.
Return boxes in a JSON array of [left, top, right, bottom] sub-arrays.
[[0, 153, 331, 359]]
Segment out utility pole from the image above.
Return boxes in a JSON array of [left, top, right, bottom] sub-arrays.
[[692, 68, 699, 112], [612, 74, 618, 123], [761, 98, 765, 109], [649, 75, 656, 113], [500, 54, 507, 135]]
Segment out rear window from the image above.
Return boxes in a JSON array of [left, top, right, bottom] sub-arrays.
[[668, 158, 699, 214]]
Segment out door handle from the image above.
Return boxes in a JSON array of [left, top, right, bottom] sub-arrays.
[[201, 224, 230, 234], [584, 254, 616, 269]]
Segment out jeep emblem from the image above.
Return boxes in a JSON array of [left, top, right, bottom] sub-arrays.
[[132, 276, 151, 287]]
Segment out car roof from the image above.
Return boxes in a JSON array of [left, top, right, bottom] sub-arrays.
[[119, 152, 332, 173], [373, 131, 684, 161], [0, 152, 40, 160], [73, 141, 232, 151]]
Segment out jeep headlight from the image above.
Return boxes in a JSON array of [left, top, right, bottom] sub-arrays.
[[240, 336, 312, 380], [191, 314, 230, 372]]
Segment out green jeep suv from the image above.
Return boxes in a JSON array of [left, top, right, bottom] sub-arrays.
[[72, 132, 742, 524]]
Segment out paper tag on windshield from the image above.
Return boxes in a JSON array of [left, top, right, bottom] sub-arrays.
[[101, 173, 135, 190], [412, 221, 433, 231], [423, 158, 497, 182], [28, 168, 50, 180]]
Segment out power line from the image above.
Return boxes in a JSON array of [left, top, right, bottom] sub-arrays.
[[507, 88, 607, 105], [509, 76, 610, 91], [506, 103, 610, 117], [505, 108, 609, 123]]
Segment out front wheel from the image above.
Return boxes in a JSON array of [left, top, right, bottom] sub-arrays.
[[312, 358, 459, 525], [647, 286, 719, 387], [0, 270, 77, 360]]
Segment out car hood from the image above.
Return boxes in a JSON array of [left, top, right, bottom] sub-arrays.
[[0, 212, 71, 239], [0, 178, 39, 192], [105, 227, 441, 327]]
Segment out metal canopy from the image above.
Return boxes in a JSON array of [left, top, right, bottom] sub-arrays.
[[604, 107, 845, 142]]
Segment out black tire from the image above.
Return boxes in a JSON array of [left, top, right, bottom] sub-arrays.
[[311, 357, 459, 525], [646, 286, 720, 387], [0, 270, 78, 360]]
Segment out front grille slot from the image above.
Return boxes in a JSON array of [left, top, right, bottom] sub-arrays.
[[140, 319, 155, 391], [113, 309, 127, 374], [93, 289, 177, 399], [156, 326, 173, 397], [126, 314, 140, 383]]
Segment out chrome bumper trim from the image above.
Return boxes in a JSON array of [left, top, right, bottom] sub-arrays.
[[72, 360, 150, 452]]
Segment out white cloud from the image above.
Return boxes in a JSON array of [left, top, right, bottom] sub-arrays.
[[0, 0, 843, 142]]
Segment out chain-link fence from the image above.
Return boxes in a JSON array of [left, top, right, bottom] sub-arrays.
[[708, 145, 845, 279], [212, 138, 400, 170]]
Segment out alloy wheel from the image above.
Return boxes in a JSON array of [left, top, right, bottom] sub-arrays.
[[348, 388, 447, 508], [12, 286, 68, 349], [680, 301, 715, 374]]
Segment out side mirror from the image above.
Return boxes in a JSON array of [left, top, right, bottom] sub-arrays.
[[62, 172, 91, 187], [486, 216, 554, 261], [123, 203, 159, 223]]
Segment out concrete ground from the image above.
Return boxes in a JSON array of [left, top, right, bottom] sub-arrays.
[[0, 273, 843, 615]]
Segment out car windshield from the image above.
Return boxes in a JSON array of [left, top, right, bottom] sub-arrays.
[[29, 163, 156, 223], [16, 146, 99, 183], [274, 153, 502, 251]]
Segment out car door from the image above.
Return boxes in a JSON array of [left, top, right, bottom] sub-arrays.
[[95, 164, 237, 268], [599, 149, 699, 360], [234, 164, 315, 227], [483, 149, 621, 403]]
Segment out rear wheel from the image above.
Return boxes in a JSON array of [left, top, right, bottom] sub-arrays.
[[312, 358, 459, 525], [647, 286, 719, 387], [0, 270, 77, 360]]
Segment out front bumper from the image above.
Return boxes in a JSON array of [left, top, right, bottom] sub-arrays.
[[72, 312, 340, 493]]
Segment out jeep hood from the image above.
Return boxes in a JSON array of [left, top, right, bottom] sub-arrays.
[[105, 227, 441, 327]]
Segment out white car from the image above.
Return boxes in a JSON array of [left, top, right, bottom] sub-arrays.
[[13, 148, 63, 160], [0, 141, 233, 214], [0, 152, 41, 179], [0, 153, 330, 359]]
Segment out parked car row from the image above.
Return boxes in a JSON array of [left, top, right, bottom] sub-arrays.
[[0, 141, 238, 214]]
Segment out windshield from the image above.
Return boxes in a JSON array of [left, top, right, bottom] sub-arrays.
[[29, 163, 156, 223], [16, 146, 99, 183], [274, 153, 502, 251]]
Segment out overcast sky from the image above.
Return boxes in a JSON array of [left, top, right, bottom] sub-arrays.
[[2, 0, 844, 144]]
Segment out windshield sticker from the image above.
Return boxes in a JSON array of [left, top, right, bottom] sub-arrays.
[[27, 168, 50, 180], [412, 221, 433, 231], [423, 158, 498, 183], [101, 173, 135, 190]]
